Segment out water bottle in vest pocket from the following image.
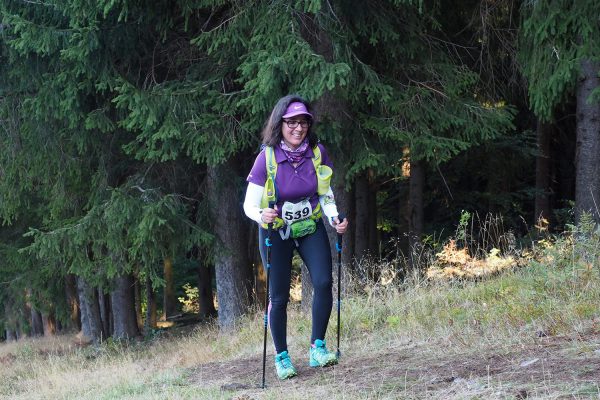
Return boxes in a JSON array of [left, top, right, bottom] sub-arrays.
[[316, 165, 332, 195]]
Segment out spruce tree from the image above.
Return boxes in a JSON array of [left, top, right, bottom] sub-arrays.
[[520, 0, 600, 223], [0, 0, 211, 339]]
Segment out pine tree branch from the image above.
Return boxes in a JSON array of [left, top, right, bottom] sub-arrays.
[[18, 0, 55, 7], [0, 276, 22, 286]]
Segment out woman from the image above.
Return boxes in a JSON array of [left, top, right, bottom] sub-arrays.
[[243, 94, 348, 380]]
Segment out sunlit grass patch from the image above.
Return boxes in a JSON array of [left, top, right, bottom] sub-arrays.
[[426, 240, 519, 280]]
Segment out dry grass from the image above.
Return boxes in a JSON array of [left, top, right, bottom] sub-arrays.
[[0, 326, 222, 399], [425, 239, 519, 280], [2, 220, 600, 399]]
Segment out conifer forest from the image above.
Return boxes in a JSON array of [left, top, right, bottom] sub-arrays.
[[1, 0, 599, 343]]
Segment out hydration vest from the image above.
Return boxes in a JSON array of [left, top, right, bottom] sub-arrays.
[[260, 145, 332, 230]]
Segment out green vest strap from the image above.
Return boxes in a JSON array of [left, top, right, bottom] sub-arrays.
[[260, 145, 332, 230]]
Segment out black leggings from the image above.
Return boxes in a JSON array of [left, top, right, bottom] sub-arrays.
[[259, 219, 333, 354]]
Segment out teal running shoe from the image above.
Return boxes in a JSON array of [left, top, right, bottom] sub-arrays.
[[309, 339, 338, 367], [274, 351, 297, 379]]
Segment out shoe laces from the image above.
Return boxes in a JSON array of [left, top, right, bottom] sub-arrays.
[[313, 344, 329, 356], [280, 356, 293, 369], [276, 352, 293, 369]]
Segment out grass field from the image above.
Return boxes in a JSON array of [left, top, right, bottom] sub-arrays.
[[1, 226, 600, 399]]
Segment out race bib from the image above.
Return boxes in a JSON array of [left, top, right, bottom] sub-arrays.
[[281, 199, 313, 225]]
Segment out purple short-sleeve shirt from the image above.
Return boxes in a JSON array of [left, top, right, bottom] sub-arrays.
[[247, 143, 333, 216]]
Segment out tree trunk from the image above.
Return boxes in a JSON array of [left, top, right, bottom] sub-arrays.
[[144, 276, 157, 334], [25, 288, 43, 337], [408, 158, 425, 268], [31, 308, 44, 337], [41, 311, 56, 336], [575, 58, 600, 224], [65, 274, 81, 331], [15, 326, 25, 340], [98, 289, 111, 338], [250, 222, 267, 310], [354, 173, 370, 262], [77, 277, 104, 343], [198, 263, 217, 320], [254, 259, 267, 309], [134, 275, 143, 329], [535, 120, 553, 226], [191, 241, 216, 320], [342, 184, 356, 269], [78, 282, 90, 340], [163, 257, 177, 320], [207, 158, 253, 329], [111, 274, 139, 340], [397, 178, 410, 258], [555, 114, 577, 211], [367, 169, 379, 256], [4, 302, 17, 342], [5, 330, 17, 342]]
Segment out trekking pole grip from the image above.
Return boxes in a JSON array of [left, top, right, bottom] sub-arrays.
[[336, 213, 346, 252], [267, 201, 276, 234]]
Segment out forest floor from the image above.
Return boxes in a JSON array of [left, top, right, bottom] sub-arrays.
[[2, 322, 598, 399], [190, 328, 600, 399], [1, 303, 600, 399], [2, 233, 600, 399]]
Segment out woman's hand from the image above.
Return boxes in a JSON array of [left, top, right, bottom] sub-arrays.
[[260, 207, 278, 224], [332, 216, 348, 234]]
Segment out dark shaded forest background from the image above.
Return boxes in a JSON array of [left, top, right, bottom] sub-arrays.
[[1, 0, 598, 342]]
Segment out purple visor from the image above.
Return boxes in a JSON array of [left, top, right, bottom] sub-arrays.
[[282, 102, 313, 119]]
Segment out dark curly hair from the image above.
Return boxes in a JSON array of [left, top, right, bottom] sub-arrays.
[[261, 94, 317, 147]]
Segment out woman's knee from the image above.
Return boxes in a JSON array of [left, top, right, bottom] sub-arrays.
[[270, 295, 290, 309], [312, 276, 332, 293]]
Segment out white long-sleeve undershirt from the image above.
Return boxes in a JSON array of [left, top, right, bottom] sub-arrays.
[[318, 187, 339, 225], [243, 183, 265, 225], [243, 182, 339, 226]]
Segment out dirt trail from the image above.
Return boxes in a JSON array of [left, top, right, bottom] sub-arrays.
[[189, 332, 600, 399]]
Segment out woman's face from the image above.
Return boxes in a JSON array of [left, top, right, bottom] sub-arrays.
[[281, 116, 310, 149]]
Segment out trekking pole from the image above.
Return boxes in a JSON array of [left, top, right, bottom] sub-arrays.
[[261, 201, 275, 389], [336, 213, 346, 359]]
